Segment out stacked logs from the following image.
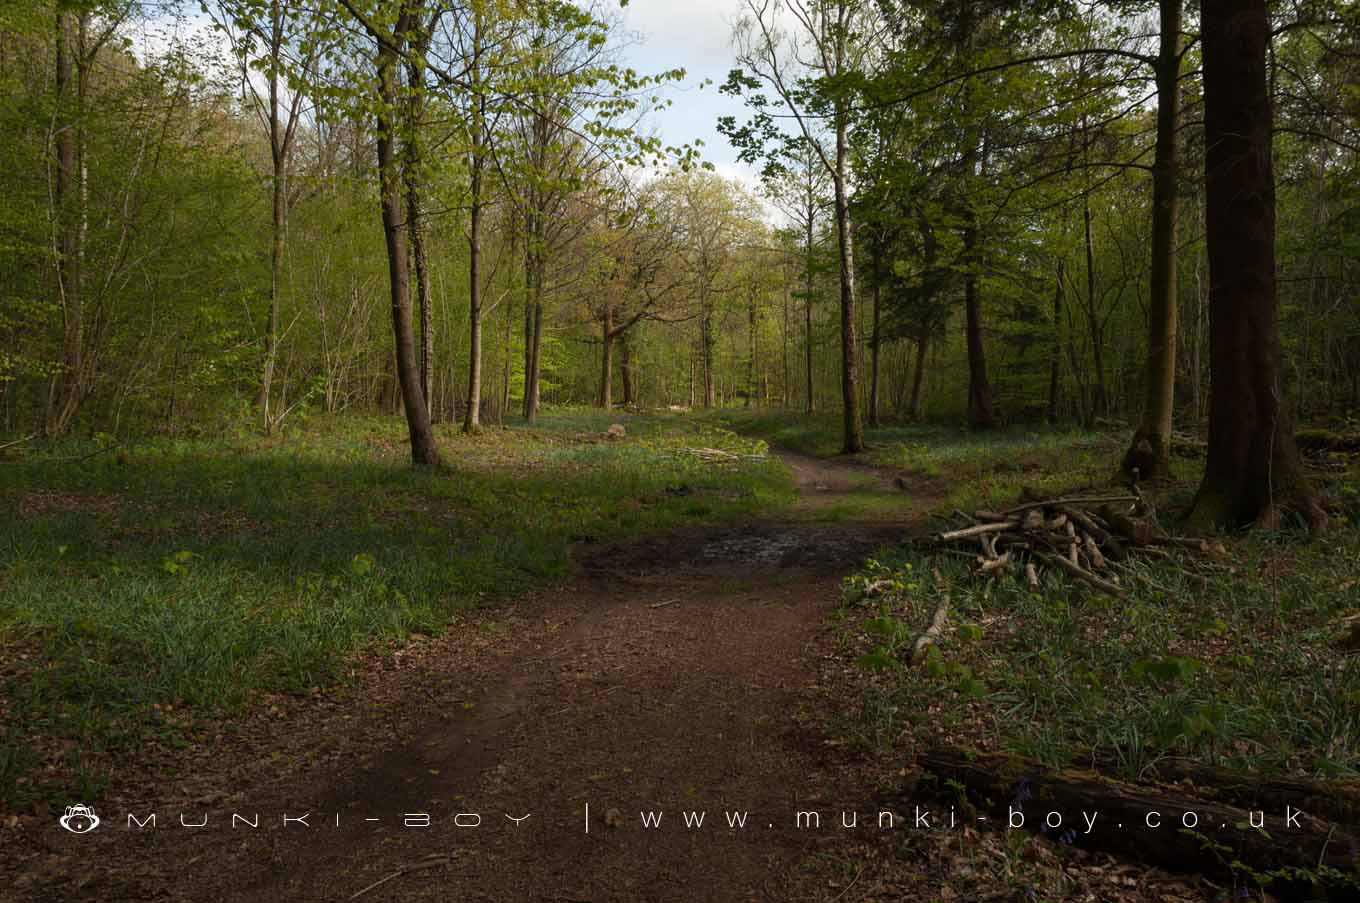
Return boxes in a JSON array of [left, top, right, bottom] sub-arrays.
[[934, 494, 1217, 596]]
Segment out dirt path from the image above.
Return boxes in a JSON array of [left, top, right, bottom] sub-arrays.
[[17, 449, 916, 903]]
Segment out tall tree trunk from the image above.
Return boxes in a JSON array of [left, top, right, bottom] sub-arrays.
[[256, 0, 285, 428], [621, 331, 634, 406], [48, 9, 83, 436], [701, 290, 716, 408], [1048, 259, 1064, 422], [782, 256, 791, 408], [463, 186, 483, 432], [747, 287, 758, 407], [833, 110, 864, 453], [1124, 0, 1182, 479], [462, 10, 486, 433], [909, 334, 928, 420], [599, 307, 614, 408], [1083, 192, 1109, 418], [868, 279, 882, 428], [406, 156, 432, 412], [375, 20, 440, 467], [804, 217, 816, 415], [963, 221, 995, 429], [1188, 0, 1323, 530]]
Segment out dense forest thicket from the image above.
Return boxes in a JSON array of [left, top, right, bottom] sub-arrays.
[[2, 0, 1357, 520]]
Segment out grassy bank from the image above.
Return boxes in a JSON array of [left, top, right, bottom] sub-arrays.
[[0, 410, 790, 808]]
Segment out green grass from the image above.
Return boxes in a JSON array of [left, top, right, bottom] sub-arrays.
[[0, 411, 791, 808], [711, 408, 1170, 514], [834, 477, 1360, 784]]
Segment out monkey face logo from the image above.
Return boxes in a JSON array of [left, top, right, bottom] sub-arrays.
[[59, 804, 100, 834]]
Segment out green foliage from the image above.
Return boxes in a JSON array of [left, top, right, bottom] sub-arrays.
[[0, 411, 791, 808]]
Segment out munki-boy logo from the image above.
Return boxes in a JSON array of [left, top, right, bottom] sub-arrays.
[[60, 804, 101, 834]]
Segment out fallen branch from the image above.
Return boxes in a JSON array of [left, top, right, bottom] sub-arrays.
[[1036, 551, 1126, 597], [937, 521, 1014, 542], [349, 856, 451, 900], [911, 599, 951, 665], [1001, 495, 1137, 517]]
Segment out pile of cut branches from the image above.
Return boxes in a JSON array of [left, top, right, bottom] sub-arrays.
[[933, 491, 1222, 597]]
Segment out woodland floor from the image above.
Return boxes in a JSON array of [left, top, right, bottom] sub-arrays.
[[4, 416, 1353, 902]]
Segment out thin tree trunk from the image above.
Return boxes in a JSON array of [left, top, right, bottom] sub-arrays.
[[256, 0, 285, 428], [868, 279, 882, 428], [963, 222, 995, 428], [747, 287, 758, 407], [702, 289, 716, 408], [833, 110, 864, 453], [375, 17, 440, 467], [464, 187, 482, 431], [48, 9, 83, 436], [1188, 0, 1323, 529], [1083, 192, 1109, 418], [1124, 0, 1182, 478], [621, 330, 634, 406], [909, 334, 927, 420], [804, 217, 816, 415], [599, 307, 614, 408], [1048, 259, 1064, 422]]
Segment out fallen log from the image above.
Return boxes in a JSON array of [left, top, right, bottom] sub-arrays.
[[917, 748, 1360, 890], [1124, 758, 1360, 829]]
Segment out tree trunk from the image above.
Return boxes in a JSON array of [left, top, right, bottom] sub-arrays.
[[463, 187, 483, 432], [747, 287, 758, 407], [701, 290, 716, 409], [868, 280, 881, 428], [1188, 0, 1323, 530], [963, 223, 995, 429], [1083, 193, 1109, 418], [375, 24, 440, 467], [1124, 0, 1182, 479], [804, 219, 816, 415], [48, 9, 83, 436], [256, 0, 285, 428], [1047, 259, 1064, 422], [599, 307, 613, 408], [621, 331, 634, 406], [909, 334, 927, 420], [406, 163, 432, 413], [833, 111, 864, 453], [781, 255, 791, 408], [463, 11, 486, 434]]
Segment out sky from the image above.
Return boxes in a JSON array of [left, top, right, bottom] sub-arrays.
[[613, 0, 764, 192], [132, 1, 767, 192]]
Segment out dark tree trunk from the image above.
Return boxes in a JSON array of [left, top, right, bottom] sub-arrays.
[[804, 221, 816, 415], [1047, 259, 1064, 423], [868, 280, 881, 428], [599, 306, 614, 408], [1124, 0, 1182, 478], [1188, 0, 1323, 529], [701, 290, 716, 409], [464, 185, 483, 432], [909, 334, 927, 420], [963, 224, 995, 429], [833, 108, 864, 452], [375, 23, 439, 467], [48, 9, 84, 436], [747, 287, 758, 407], [621, 332, 634, 406]]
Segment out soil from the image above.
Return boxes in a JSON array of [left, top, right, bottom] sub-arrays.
[[9, 448, 922, 902]]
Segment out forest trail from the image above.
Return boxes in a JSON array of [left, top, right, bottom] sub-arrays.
[[25, 448, 917, 903]]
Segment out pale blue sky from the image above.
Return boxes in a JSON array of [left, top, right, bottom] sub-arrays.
[[615, 0, 762, 189]]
